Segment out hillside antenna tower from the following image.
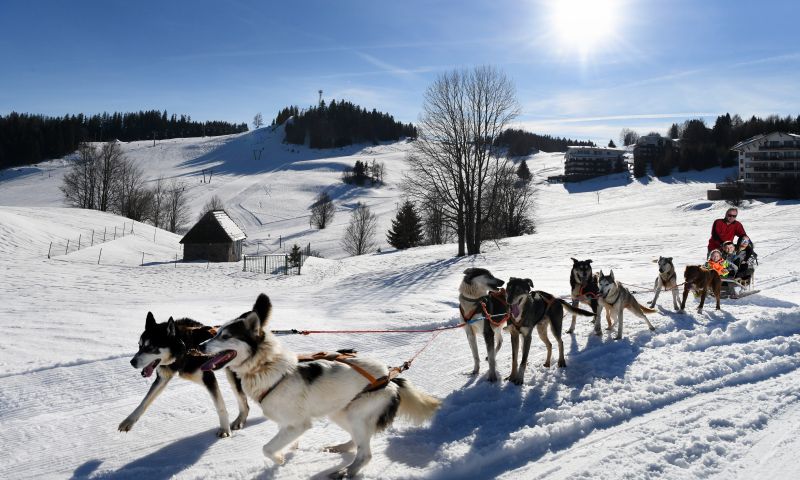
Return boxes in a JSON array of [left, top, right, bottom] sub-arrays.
[[318, 89, 323, 105]]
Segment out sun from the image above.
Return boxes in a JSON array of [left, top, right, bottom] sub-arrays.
[[545, 0, 622, 59]]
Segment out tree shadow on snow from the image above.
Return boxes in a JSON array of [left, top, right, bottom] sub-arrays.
[[561, 173, 632, 194]]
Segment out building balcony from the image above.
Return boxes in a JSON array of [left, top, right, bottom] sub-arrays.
[[757, 144, 799, 150]]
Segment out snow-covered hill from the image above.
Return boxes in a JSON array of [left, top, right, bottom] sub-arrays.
[[1, 135, 799, 479]]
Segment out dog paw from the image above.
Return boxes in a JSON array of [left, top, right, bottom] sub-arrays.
[[542, 362, 550, 368], [230, 416, 247, 431], [512, 377, 524, 385], [558, 360, 567, 368], [486, 372, 498, 383], [565, 328, 574, 334], [649, 326, 656, 331], [614, 335, 622, 341], [217, 428, 231, 438], [323, 442, 355, 454], [118, 418, 136, 432], [263, 447, 285, 465], [329, 469, 349, 479]]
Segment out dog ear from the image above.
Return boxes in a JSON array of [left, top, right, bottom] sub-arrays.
[[525, 278, 534, 289], [598, 269, 604, 278], [253, 293, 272, 325], [146, 312, 156, 330], [166, 317, 176, 337], [609, 270, 615, 280], [587, 259, 592, 264], [570, 257, 578, 264], [462, 268, 474, 275], [666, 257, 672, 262]]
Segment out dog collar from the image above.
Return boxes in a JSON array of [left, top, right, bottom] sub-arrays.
[[603, 285, 620, 304], [459, 293, 482, 304], [257, 373, 289, 404]]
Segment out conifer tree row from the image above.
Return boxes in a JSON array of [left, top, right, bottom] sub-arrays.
[[0, 110, 248, 169], [275, 100, 416, 149]]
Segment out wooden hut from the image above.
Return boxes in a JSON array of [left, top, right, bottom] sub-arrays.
[[180, 210, 246, 262]]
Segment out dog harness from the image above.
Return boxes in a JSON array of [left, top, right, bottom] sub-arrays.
[[508, 293, 557, 330], [257, 350, 406, 404], [460, 290, 510, 327]]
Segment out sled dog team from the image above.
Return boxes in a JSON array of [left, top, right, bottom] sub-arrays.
[[119, 257, 727, 478]]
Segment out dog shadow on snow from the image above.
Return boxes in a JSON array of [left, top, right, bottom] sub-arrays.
[[78, 420, 266, 480], [385, 334, 642, 475]]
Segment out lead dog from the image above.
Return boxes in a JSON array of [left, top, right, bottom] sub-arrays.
[[568, 258, 601, 335], [505, 277, 594, 384], [458, 267, 507, 382], [200, 294, 441, 479], [120, 312, 249, 437], [597, 270, 657, 340], [648, 256, 681, 311], [680, 265, 721, 313]]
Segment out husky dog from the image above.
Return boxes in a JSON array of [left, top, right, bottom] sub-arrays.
[[568, 258, 601, 335], [458, 267, 507, 382], [648, 257, 681, 311], [597, 270, 657, 340], [680, 265, 721, 313], [200, 294, 441, 479], [120, 313, 249, 438], [504, 278, 594, 384]]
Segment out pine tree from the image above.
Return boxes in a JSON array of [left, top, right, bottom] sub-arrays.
[[289, 244, 303, 274], [386, 201, 423, 249], [516, 159, 532, 181], [608, 139, 616, 148]]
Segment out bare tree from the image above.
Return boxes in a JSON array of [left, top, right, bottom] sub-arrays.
[[96, 141, 125, 211], [115, 160, 151, 221], [61, 143, 98, 209], [619, 128, 640, 146], [484, 164, 536, 238], [419, 194, 450, 245], [198, 194, 225, 220], [253, 112, 264, 129], [165, 180, 190, 233], [341, 203, 378, 256], [404, 66, 520, 256], [310, 191, 335, 229], [150, 176, 167, 229]]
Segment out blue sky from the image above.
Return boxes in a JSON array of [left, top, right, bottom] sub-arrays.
[[2, 0, 799, 144]]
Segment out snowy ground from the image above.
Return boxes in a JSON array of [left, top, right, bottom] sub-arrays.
[[1, 133, 799, 479]]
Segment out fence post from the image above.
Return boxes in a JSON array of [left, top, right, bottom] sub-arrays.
[[78, 234, 81, 250], [104, 227, 106, 242], [154, 228, 157, 242], [131, 222, 134, 235], [65, 239, 70, 254], [175, 253, 178, 268], [264, 255, 267, 274], [114, 227, 117, 240], [91, 230, 94, 246], [284, 254, 288, 275], [98, 248, 102, 264], [47, 242, 52, 259]]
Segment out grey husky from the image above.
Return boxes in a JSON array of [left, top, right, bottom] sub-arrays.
[[597, 270, 657, 340], [458, 267, 507, 382]]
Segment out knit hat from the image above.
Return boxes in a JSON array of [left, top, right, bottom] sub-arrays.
[[708, 249, 723, 260]]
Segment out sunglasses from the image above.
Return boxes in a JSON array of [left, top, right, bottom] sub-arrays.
[[727, 214, 737, 218]]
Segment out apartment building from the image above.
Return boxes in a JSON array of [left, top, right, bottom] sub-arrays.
[[731, 131, 800, 197]]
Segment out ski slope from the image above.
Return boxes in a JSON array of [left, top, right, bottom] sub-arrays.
[[0, 133, 799, 479]]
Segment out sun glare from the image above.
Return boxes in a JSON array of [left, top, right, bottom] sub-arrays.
[[547, 0, 621, 59]]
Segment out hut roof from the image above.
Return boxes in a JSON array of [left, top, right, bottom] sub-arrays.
[[180, 210, 246, 244]]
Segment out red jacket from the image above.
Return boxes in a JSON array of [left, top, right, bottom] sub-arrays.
[[707, 218, 747, 251]]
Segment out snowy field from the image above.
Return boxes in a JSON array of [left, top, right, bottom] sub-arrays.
[[1, 131, 799, 479]]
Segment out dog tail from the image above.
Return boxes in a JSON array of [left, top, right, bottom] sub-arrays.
[[559, 299, 595, 317], [639, 305, 657, 314], [392, 378, 441, 425]]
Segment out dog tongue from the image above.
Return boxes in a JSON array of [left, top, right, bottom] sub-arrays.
[[511, 304, 520, 317], [141, 359, 160, 378], [200, 351, 236, 371]]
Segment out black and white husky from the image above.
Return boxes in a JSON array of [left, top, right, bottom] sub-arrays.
[[200, 293, 441, 479], [505, 277, 594, 384], [648, 257, 681, 311], [568, 258, 601, 335], [458, 267, 507, 382], [120, 312, 250, 437]]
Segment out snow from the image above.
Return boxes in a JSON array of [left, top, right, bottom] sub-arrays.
[[1, 132, 799, 479]]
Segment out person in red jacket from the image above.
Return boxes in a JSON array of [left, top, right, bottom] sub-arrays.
[[707, 207, 747, 254]]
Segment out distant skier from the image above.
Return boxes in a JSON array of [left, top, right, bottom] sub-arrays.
[[707, 207, 747, 254]]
